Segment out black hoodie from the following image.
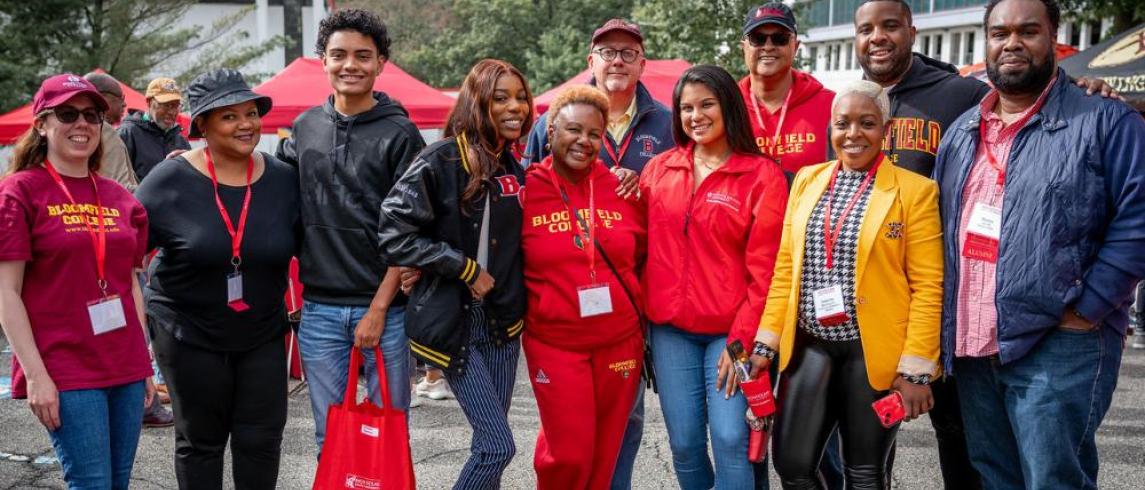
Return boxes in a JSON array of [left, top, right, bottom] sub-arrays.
[[277, 92, 426, 306], [118, 110, 191, 181], [883, 53, 991, 177]]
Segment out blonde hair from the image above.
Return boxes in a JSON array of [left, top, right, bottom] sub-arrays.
[[831, 80, 891, 124], [547, 86, 610, 131]]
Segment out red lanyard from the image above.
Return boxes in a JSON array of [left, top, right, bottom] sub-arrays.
[[822, 155, 882, 270], [750, 86, 792, 157], [43, 160, 109, 295], [979, 122, 1007, 186], [552, 167, 598, 283], [603, 129, 636, 170], [205, 148, 254, 270]]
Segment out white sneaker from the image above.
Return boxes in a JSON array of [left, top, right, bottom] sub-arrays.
[[1132, 331, 1145, 350], [409, 394, 423, 408], [415, 377, 453, 400]]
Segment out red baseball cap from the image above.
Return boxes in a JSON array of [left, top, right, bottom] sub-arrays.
[[32, 74, 110, 115], [591, 18, 644, 46]]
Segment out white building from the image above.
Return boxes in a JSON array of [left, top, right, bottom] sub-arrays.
[[797, 0, 1111, 91], [154, 0, 328, 80]]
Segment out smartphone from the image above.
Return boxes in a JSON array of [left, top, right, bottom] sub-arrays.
[[872, 391, 905, 428]]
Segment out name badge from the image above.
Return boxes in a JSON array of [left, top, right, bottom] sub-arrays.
[[577, 284, 613, 318], [227, 272, 250, 312], [813, 285, 849, 326], [962, 202, 1002, 263], [87, 295, 127, 335]]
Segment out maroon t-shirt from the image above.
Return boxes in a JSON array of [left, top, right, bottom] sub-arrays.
[[0, 167, 152, 398]]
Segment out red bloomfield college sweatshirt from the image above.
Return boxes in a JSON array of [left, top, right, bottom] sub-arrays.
[[738, 70, 835, 175], [522, 157, 647, 351]]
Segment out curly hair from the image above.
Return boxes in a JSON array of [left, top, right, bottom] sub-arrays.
[[546, 85, 609, 132], [315, 8, 391, 59]]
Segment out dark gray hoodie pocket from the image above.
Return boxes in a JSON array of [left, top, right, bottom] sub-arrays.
[[301, 224, 382, 294]]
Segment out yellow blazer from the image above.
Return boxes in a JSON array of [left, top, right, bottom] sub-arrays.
[[756, 158, 943, 390]]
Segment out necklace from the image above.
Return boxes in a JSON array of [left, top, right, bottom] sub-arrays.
[[694, 149, 732, 171]]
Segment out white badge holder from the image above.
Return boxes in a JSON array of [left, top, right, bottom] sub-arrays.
[[812, 285, 848, 325], [88, 295, 127, 335], [578, 284, 613, 317]]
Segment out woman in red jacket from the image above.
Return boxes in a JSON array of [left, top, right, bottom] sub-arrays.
[[521, 85, 647, 489], [639, 64, 787, 489]]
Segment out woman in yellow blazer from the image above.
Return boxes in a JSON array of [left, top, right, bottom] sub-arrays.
[[748, 80, 942, 489]]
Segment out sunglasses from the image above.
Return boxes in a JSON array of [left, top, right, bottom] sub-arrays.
[[746, 31, 793, 48], [49, 106, 103, 125]]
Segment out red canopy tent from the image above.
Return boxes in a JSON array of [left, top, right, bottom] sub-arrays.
[[534, 59, 692, 113], [0, 69, 191, 145], [254, 57, 456, 132]]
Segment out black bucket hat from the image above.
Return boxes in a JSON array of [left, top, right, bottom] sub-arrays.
[[185, 68, 272, 137]]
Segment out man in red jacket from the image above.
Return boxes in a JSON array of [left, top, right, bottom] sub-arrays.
[[739, 3, 835, 175], [739, 7, 842, 485]]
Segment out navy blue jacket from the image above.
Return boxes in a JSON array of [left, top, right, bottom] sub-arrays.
[[523, 81, 673, 173], [934, 70, 1145, 371]]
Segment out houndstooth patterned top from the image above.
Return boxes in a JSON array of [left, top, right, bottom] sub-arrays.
[[797, 167, 874, 341]]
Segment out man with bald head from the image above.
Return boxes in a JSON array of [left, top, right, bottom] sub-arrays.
[[83, 72, 138, 190]]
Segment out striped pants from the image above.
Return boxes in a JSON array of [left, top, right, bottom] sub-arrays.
[[445, 303, 521, 490]]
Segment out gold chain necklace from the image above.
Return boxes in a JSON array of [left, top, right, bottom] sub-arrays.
[[694, 150, 732, 171]]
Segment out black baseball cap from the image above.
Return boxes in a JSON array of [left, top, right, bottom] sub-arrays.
[[743, 3, 798, 36]]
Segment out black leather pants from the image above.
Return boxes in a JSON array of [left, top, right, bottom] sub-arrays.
[[772, 335, 898, 489]]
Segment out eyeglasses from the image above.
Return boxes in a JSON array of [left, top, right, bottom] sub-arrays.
[[746, 31, 793, 48], [593, 47, 642, 63], [49, 106, 103, 125]]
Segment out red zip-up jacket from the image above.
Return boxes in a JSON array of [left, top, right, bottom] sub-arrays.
[[738, 70, 835, 175], [522, 157, 647, 351], [640, 146, 787, 348]]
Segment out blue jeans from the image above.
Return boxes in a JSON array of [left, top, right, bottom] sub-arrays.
[[298, 301, 411, 452], [609, 385, 644, 490], [652, 324, 755, 490], [955, 327, 1123, 490], [48, 381, 146, 490]]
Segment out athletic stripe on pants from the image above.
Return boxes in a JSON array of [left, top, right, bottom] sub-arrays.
[[444, 302, 521, 490]]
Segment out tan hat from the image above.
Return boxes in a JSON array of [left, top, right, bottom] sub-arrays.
[[145, 77, 182, 103]]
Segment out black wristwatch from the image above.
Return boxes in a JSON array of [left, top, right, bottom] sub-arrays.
[[901, 373, 931, 385], [752, 341, 777, 360]]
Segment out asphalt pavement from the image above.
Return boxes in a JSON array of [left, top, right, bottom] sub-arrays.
[[2, 338, 1143, 489]]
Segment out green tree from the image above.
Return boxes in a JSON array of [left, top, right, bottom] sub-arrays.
[[632, 0, 820, 77], [0, 0, 285, 113], [394, 0, 636, 92], [345, 0, 457, 59], [631, 0, 757, 78], [1058, 0, 1144, 39]]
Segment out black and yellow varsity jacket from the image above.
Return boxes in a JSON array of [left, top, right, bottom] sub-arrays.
[[378, 135, 526, 375]]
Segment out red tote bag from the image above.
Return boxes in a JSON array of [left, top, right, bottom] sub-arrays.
[[313, 347, 415, 490]]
